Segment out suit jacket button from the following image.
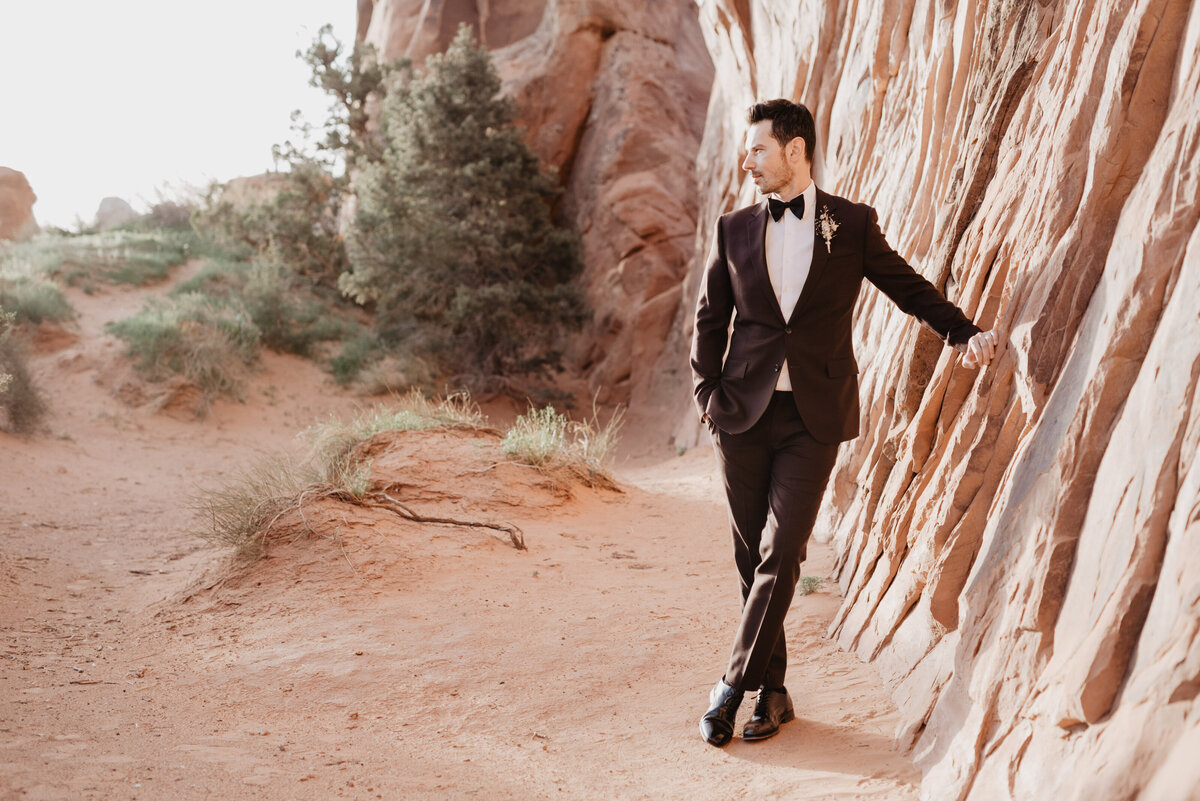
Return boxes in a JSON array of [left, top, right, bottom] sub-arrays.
[[785, 327, 792, 334], [773, 365, 780, 372]]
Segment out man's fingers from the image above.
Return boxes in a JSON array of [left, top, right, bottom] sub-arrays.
[[968, 330, 1000, 367]]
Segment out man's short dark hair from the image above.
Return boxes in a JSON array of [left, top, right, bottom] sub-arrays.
[[747, 99, 816, 164]]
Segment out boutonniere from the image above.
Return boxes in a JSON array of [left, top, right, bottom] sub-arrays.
[[817, 205, 839, 253]]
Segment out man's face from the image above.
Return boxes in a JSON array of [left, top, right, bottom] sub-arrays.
[[742, 121, 794, 195]]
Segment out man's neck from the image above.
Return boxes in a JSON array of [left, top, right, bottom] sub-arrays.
[[772, 177, 813, 203]]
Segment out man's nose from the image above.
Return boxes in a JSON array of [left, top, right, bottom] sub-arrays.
[[741, 154, 753, 170]]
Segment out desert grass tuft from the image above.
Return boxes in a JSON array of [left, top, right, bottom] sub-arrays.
[[193, 458, 320, 558], [797, 575, 823, 596], [306, 390, 489, 474], [502, 402, 624, 487]]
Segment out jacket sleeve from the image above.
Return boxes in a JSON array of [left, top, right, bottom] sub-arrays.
[[862, 207, 980, 348], [690, 218, 734, 419]]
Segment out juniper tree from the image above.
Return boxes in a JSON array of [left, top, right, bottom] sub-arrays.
[[341, 25, 584, 382]]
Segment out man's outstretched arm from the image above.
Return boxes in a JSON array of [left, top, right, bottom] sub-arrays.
[[861, 207, 999, 368]]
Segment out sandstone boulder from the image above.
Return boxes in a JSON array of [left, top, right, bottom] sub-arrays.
[[0, 167, 38, 241], [217, 172, 290, 210], [93, 197, 137, 231]]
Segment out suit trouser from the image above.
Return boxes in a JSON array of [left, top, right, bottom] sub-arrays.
[[712, 391, 839, 692]]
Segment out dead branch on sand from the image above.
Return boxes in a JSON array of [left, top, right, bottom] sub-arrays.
[[370, 492, 525, 550], [284, 485, 526, 552]]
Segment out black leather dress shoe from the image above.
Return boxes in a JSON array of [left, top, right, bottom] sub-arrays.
[[742, 686, 794, 741], [699, 678, 744, 747]]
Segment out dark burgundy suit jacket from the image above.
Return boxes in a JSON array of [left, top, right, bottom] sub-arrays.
[[691, 187, 980, 444]]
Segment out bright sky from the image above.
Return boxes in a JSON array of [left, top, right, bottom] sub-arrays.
[[1, 1, 356, 228]]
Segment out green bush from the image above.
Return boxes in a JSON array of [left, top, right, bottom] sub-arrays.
[[171, 257, 347, 357], [341, 25, 584, 383], [0, 310, 47, 433], [0, 276, 73, 325], [797, 576, 823, 596], [241, 258, 347, 356], [192, 162, 349, 290], [329, 331, 384, 387], [170, 257, 253, 298], [107, 293, 260, 400], [0, 243, 74, 324], [193, 27, 403, 294]]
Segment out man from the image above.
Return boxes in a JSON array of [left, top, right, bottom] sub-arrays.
[[691, 99, 998, 747]]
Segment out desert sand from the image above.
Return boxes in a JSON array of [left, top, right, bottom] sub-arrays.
[[1, 267, 919, 800]]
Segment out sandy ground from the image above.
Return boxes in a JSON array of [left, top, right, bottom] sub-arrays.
[[0, 268, 919, 800]]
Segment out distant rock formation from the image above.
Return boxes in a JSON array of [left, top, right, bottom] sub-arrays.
[[658, 0, 1200, 798], [217, 172, 289, 210], [93, 197, 137, 231], [358, 0, 714, 408], [0, 167, 39, 241]]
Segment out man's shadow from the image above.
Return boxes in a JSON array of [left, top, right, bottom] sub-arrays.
[[717, 716, 914, 777]]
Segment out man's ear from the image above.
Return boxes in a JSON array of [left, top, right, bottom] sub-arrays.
[[788, 137, 806, 163]]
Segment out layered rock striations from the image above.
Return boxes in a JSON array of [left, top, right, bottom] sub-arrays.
[[668, 0, 1200, 799], [358, 0, 713, 408], [358, 0, 1199, 793]]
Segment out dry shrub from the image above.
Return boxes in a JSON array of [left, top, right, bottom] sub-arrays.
[[194, 391, 503, 559], [501, 402, 624, 488], [0, 311, 47, 433], [193, 458, 318, 558], [797, 576, 823, 596]]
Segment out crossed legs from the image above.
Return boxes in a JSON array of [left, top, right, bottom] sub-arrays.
[[702, 391, 837, 743]]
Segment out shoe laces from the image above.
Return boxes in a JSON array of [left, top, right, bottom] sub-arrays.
[[753, 687, 784, 716]]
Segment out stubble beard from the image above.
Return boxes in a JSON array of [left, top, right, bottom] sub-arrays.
[[756, 160, 794, 197]]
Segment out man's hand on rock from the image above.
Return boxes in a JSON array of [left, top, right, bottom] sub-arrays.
[[962, 330, 999, 369]]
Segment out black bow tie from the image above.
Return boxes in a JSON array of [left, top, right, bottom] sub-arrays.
[[768, 195, 805, 222]]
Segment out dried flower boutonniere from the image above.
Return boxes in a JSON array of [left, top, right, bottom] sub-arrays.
[[817, 205, 839, 253]]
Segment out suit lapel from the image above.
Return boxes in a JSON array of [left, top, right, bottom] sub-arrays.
[[743, 201, 786, 324], [788, 187, 833, 323]]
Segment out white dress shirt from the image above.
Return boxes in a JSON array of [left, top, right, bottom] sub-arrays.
[[765, 180, 816, 391]]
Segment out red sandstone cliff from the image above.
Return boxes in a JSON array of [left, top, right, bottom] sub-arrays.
[[358, 0, 714, 409]]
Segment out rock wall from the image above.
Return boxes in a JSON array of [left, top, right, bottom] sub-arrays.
[[358, 0, 714, 410], [668, 0, 1200, 799], [0, 168, 38, 242]]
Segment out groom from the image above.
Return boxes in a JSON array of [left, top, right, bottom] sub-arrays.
[[691, 99, 997, 746]]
